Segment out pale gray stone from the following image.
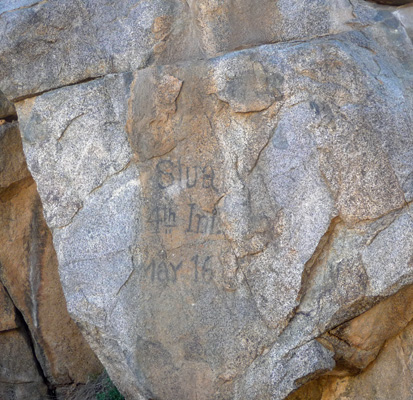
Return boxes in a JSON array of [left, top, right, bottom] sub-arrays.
[[9, 0, 413, 399], [0, 0, 43, 14], [362, 206, 413, 296], [0, 0, 354, 101], [16, 73, 133, 229], [394, 4, 413, 39], [235, 340, 335, 400], [55, 165, 141, 322]]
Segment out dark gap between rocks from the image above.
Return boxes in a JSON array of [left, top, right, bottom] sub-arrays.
[[0, 279, 57, 399], [367, 0, 413, 5], [2, 114, 17, 123]]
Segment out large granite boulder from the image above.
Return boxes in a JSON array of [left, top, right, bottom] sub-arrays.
[[1, 0, 412, 399]]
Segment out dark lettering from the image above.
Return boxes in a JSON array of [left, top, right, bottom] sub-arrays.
[[195, 214, 207, 234], [202, 256, 213, 282], [202, 165, 218, 191], [186, 203, 196, 232], [178, 157, 183, 184], [143, 259, 156, 282], [191, 254, 199, 282], [148, 207, 162, 233], [210, 214, 216, 235], [186, 166, 198, 188], [167, 208, 176, 225], [143, 255, 214, 284], [157, 261, 169, 282], [170, 261, 183, 282], [156, 160, 174, 189], [148, 205, 177, 234], [164, 207, 176, 234]]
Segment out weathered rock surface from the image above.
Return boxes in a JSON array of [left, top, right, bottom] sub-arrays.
[[323, 320, 413, 400], [320, 283, 413, 374], [394, 4, 413, 39], [0, 326, 49, 400], [0, 121, 30, 190], [0, 118, 103, 397], [0, 282, 18, 332], [0, 277, 48, 399], [0, 0, 355, 101], [287, 284, 413, 400], [0, 176, 103, 387], [0, 91, 16, 119], [1, 0, 413, 399]]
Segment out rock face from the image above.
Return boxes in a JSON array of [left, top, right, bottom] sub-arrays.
[[0, 0, 355, 102], [0, 92, 16, 119], [1, 0, 413, 399], [0, 115, 103, 397], [0, 281, 49, 399], [324, 321, 413, 400], [288, 284, 413, 400]]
